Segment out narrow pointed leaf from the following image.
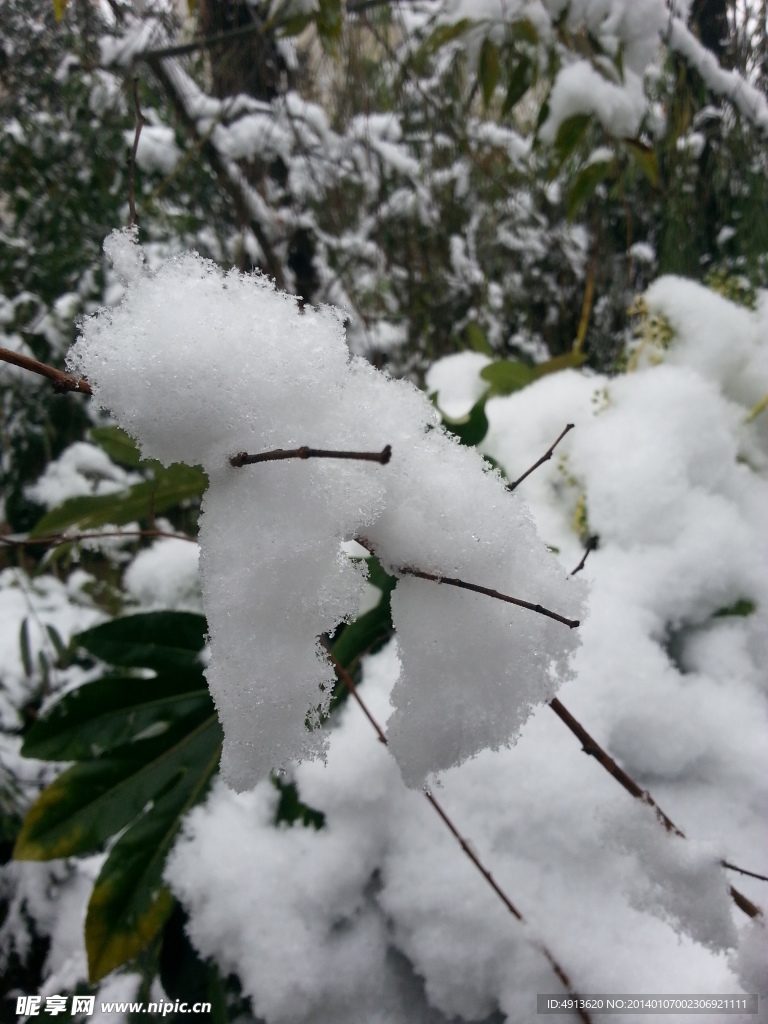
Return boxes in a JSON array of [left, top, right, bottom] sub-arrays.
[[75, 612, 207, 676]]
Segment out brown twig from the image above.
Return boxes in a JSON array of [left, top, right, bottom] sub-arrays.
[[399, 567, 580, 629], [230, 444, 392, 467], [721, 861, 768, 883], [547, 697, 763, 919], [324, 649, 591, 1022], [138, 20, 269, 62], [570, 535, 599, 576], [506, 424, 574, 493], [128, 77, 146, 228], [0, 347, 92, 395]]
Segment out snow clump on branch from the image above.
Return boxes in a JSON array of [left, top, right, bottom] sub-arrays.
[[67, 230, 585, 791]]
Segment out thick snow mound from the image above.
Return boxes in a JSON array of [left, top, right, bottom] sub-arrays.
[[68, 230, 583, 790]]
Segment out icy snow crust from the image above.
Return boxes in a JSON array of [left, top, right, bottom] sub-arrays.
[[68, 231, 583, 790]]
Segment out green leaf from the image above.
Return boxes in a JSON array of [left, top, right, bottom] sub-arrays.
[[511, 18, 539, 45], [502, 55, 532, 115], [441, 397, 490, 446], [272, 776, 325, 830], [316, 0, 342, 49], [425, 18, 473, 54], [623, 139, 659, 188], [90, 426, 143, 468], [554, 114, 592, 165], [19, 618, 32, 678], [278, 13, 313, 37], [30, 463, 208, 538], [330, 558, 396, 672], [480, 359, 535, 396], [75, 612, 207, 676], [53, 0, 69, 20], [465, 322, 494, 356], [479, 38, 501, 108], [85, 717, 221, 981], [713, 598, 756, 618], [567, 159, 614, 220], [14, 715, 218, 861], [531, 351, 589, 378], [22, 674, 211, 761]]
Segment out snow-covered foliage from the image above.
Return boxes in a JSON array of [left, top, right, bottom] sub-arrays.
[[163, 274, 768, 1022], [69, 231, 583, 790]]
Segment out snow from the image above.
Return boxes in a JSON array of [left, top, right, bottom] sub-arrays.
[[24, 442, 140, 511], [124, 125, 181, 176], [123, 537, 202, 613], [425, 351, 491, 419], [68, 230, 583, 791], [539, 62, 647, 144]]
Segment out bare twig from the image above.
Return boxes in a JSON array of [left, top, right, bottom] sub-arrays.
[[128, 77, 146, 227], [399, 567, 580, 629], [324, 649, 591, 1022], [230, 444, 392, 467], [507, 424, 574, 493], [721, 861, 768, 883], [0, 347, 92, 395], [547, 697, 763, 919], [138, 20, 270, 62], [570, 535, 598, 576]]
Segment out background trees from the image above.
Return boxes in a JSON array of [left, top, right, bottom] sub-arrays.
[[1, 1, 767, 1021]]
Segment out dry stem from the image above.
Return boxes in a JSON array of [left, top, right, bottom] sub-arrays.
[[0, 347, 92, 395], [230, 445, 392, 467], [507, 424, 574, 493], [128, 77, 146, 227]]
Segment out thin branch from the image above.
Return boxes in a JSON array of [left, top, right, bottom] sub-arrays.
[[570, 535, 598, 576], [721, 861, 768, 883], [138, 20, 269, 62], [547, 696, 763, 919], [0, 347, 92, 395], [145, 56, 286, 288], [0, 529, 195, 550], [128, 77, 146, 227], [399, 567, 580, 629], [324, 648, 592, 1023], [230, 444, 392, 467], [506, 424, 574, 493]]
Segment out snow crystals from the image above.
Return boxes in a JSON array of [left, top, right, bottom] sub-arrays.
[[68, 230, 583, 790]]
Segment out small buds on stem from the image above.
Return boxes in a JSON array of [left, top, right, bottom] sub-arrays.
[[230, 444, 392, 467]]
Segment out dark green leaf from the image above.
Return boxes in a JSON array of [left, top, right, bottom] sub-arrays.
[[272, 776, 325, 830], [554, 113, 592, 164], [330, 558, 396, 671], [511, 18, 539, 45], [479, 38, 501, 108], [425, 18, 472, 54], [19, 618, 32, 678], [441, 397, 490, 446], [278, 13, 313, 38], [465, 322, 494, 356], [14, 714, 219, 861], [75, 612, 207, 676], [85, 717, 221, 981], [480, 359, 535, 396], [713, 598, 756, 618], [316, 0, 342, 49], [45, 624, 67, 661], [90, 426, 143, 468], [567, 158, 614, 220], [623, 139, 659, 188], [502, 55, 532, 115], [22, 674, 212, 761]]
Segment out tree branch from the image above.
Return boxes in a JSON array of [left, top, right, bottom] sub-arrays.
[[0, 347, 92, 395], [0, 528, 196, 548], [570, 535, 598, 576], [324, 648, 592, 1023], [399, 567, 580, 628], [507, 424, 574, 493], [547, 696, 763, 919], [230, 444, 392, 467], [128, 76, 146, 227]]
